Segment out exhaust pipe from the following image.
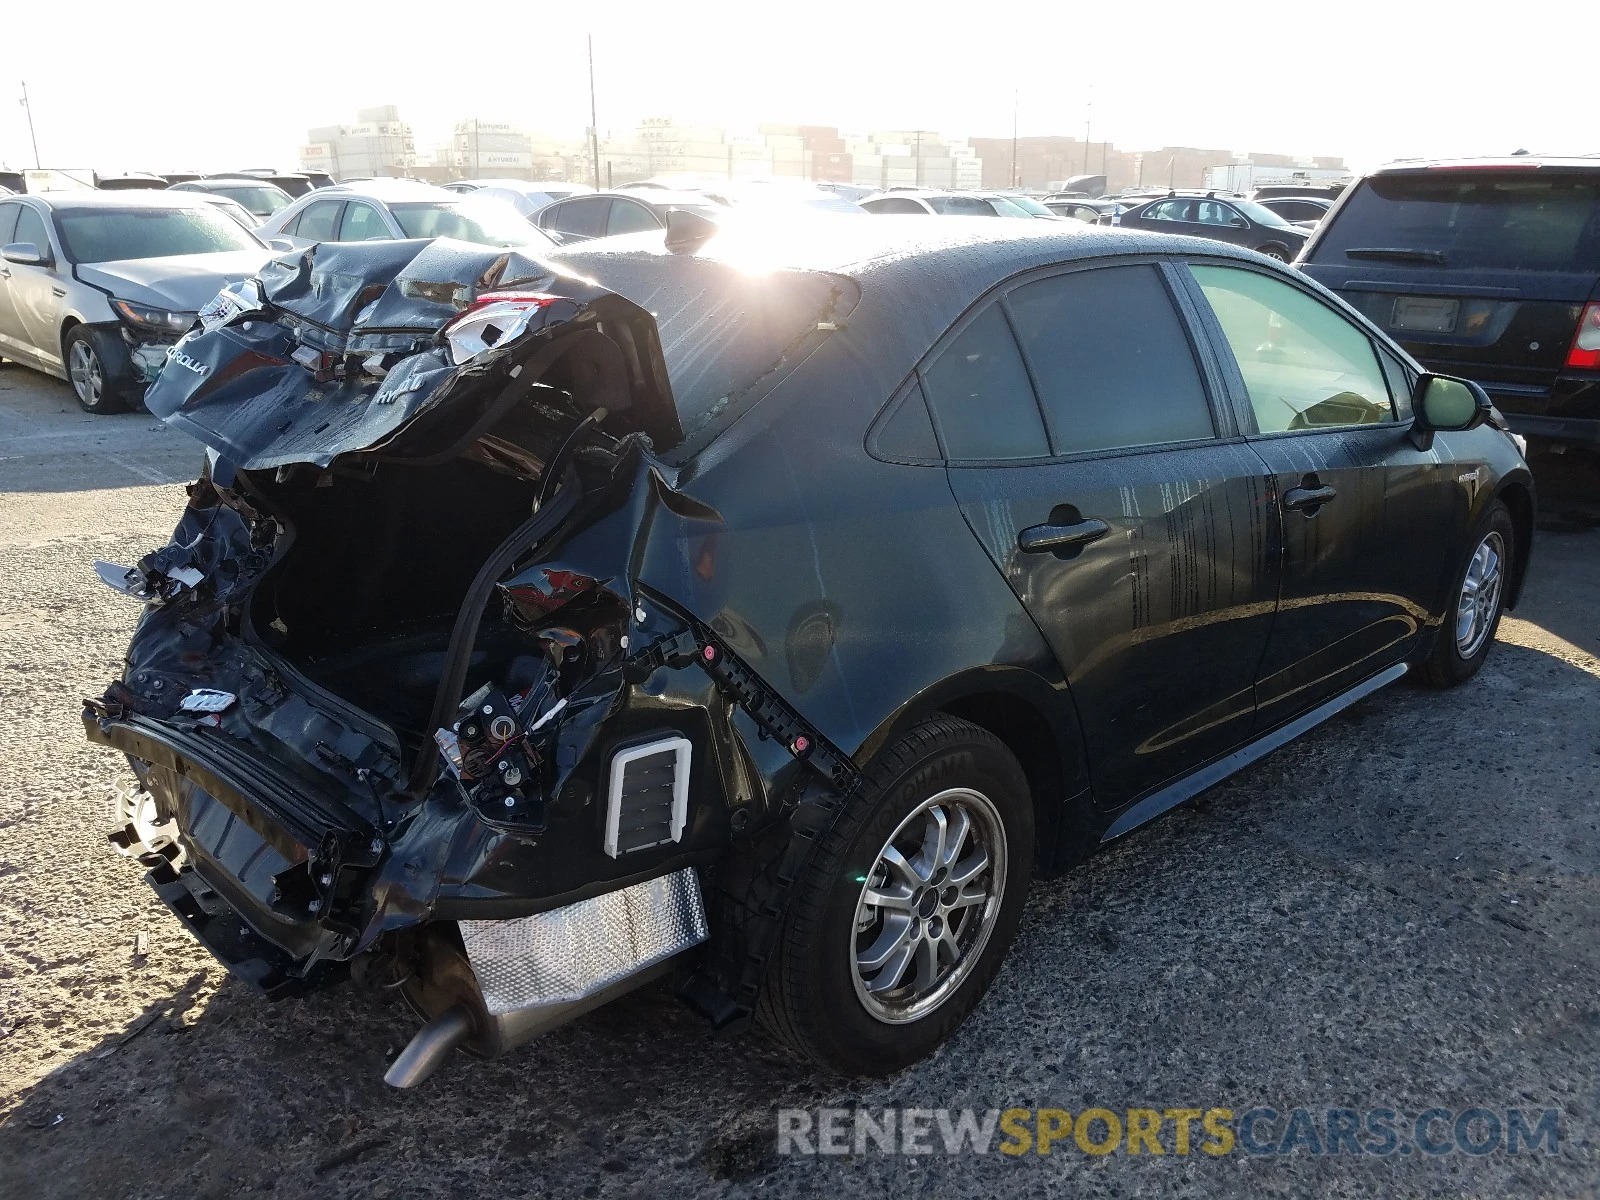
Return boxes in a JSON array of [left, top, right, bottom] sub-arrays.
[[386, 867, 708, 1087], [384, 1006, 474, 1088]]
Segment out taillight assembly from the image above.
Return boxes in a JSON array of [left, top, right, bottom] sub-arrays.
[[442, 291, 565, 365], [1566, 301, 1600, 369]]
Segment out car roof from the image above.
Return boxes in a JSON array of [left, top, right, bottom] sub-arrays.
[[175, 178, 289, 193], [549, 215, 1269, 382], [586, 189, 719, 207], [1372, 155, 1600, 175], [24, 190, 223, 211], [299, 180, 463, 203]]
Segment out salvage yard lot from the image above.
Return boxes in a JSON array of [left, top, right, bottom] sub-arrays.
[[1, 364, 1597, 1197]]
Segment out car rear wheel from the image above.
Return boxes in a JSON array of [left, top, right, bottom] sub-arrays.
[[64, 326, 131, 414], [1255, 245, 1290, 262], [757, 715, 1034, 1075], [1421, 499, 1513, 687]]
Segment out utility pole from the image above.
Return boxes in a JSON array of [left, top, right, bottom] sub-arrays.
[[1083, 97, 1092, 175], [587, 35, 601, 190], [1010, 90, 1018, 188], [20, 81, 40, 168], [913, 129, 924, 188], [473, 117, 480, 179]]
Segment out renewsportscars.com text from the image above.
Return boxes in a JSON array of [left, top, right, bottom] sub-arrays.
[[777, 1106, 1560, 1157]]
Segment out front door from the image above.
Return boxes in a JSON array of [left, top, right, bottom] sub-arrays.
[[924, 259, 1283, 809], [0, 200, 27, 362], [5, 204, 69, 370], [1187, 261, 1460, 723]]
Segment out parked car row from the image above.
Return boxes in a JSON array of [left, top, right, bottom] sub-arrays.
[[256, 180, 558, 251], [5, 156, 1595, 458]]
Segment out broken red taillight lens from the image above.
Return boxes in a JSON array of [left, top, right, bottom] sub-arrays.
[[441, 291, 565, 364], [463, 290, 564, 314], [1566, 301, 1600, 369]]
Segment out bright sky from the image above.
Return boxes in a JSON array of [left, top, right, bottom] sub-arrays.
[[3, 1, 1593, 176]]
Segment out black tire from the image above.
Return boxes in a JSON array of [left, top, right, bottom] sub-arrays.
[[63, 325, 134, 414], [1256, 244, 1290, 262], [757, 715, 1034, 1075], [1421, 499, 1514, 688]]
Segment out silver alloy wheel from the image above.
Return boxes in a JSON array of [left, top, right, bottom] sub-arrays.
[[1456, 529, 1505, 658], [68, 338, 104, 407], [851, 787, 1007, 1024], [1260, 247, 1289, 262]]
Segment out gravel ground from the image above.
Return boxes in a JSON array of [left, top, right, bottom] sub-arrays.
[[1, 362, 1597, 1198]]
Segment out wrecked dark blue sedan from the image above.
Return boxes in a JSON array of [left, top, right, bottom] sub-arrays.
[[84, 213, 1533, 1085]]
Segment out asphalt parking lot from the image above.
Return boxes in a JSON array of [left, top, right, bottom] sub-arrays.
[[1, 360, 1597, 1198]]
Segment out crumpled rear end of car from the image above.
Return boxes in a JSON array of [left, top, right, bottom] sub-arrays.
[[82, 235, 856, 1084]]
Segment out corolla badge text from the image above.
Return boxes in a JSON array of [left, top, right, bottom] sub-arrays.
[[166, 347, 209, 376]]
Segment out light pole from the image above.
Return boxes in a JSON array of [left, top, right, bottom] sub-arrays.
[[20, 81, 40, 168], [1010, 90, 1018, 188], [588, 36, 601, 190], [1082, 97, 1092, 175]]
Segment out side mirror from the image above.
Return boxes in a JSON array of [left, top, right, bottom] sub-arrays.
[[1410, 373, 1491, 448], [1, 241, 48, 267], [266, 237, 296, 253], [1229, 217, 1248, 228]]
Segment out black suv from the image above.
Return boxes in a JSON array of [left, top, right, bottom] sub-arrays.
[[1298, 157, 1600, 449], [1114, 192, 1310, 261]]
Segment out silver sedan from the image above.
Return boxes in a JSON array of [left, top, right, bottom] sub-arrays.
[[257, 180, 557, 251], [0, 191, 273, 413]]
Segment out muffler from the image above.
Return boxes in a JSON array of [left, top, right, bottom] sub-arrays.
[[386, 867, 708, 1087]]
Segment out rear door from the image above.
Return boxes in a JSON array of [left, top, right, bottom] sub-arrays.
[[1187, 261, 1460, 723], [1299, 168, 1600, 423], [930, 259, 1282, 808]]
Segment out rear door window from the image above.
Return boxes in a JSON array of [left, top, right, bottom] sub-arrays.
[[294, 200, 343, 241], [1192, 263, 1394, 432], [1007, 265, 1215, 454], [543, 197, 610, 238], [921, 304, 1050, 460], [1312, 172, 1600, 271]]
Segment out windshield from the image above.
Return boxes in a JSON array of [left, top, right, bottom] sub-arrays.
[[1311, 172, 1600, 271], [56, 206, 262, 263], [212, 186, 291, 218], [390, 200, 555, 249], [1232, 199, 1293, 228], [1002, 196, 1053, 217]]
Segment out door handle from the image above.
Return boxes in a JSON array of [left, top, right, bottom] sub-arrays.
[[1018, 517, 1110, 554], [1283, 480, 1337, 512], [0, 267, 9, 278], [51, 286, 66, 297]]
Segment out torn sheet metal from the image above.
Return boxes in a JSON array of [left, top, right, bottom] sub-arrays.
[[142, 238, 678, 471]]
